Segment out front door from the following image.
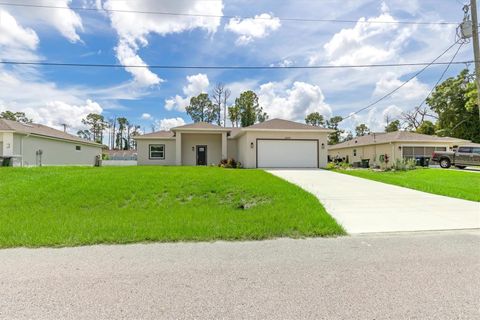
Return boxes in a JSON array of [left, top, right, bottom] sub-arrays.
[[196, 145, 207, 165]]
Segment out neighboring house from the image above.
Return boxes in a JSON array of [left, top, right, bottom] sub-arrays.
[[134, 119, 333, 168], [328, 131, 470, 166], [0, 119, 102, 166]]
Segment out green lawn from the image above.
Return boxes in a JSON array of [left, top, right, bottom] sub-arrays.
[[0, 166, 344, 248], [335, 168, 480, 202]]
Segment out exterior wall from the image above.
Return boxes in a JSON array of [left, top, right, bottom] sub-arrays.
[[236, 134, 248, 167], [1, 132, 13, 157], [329, 141, 455, 167], [227, 139, 237, 160], [0, 132, 3, 156], [238, 131, 330, 169], [181, 133, 222, 166], [19, 134, 101, 166], [136, 139, 176, 165]]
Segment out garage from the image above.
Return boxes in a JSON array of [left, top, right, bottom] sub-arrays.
[[257, 139, 318, 168]]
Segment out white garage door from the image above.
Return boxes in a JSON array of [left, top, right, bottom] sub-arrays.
[[257, 139, 318, 168]]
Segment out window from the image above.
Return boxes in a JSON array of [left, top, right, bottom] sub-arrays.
[[75, 146, 81, 151], [458, 147, 472, 153], [472, 148, 480, 154], [353, 149, 357, 156], [149, 144, 165, 159]]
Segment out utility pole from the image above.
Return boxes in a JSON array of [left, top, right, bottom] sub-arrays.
[[471, 0, 480, 120]]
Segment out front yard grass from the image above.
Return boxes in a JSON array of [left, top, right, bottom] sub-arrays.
[[335, 168, 480, 202], [0, 166, 344, 248]]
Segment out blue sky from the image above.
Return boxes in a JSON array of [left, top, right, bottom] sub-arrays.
[[0, 0, 473, 135]]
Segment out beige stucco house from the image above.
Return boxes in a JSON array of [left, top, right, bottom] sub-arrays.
[[135, 119, 333, 168], [0, 119, 103, 167], [328, 131, 470, 167]]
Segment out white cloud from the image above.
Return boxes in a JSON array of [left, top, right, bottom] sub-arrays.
[[141, 113, 152, 120], [2, 1, 83, 42], [156, 117, 185, 131], [258, 81, 332, 121], [115, 39, 163, 86], [373, 72, 429, 101], [312, 4, 416, 66], [225, 13, 281, 45], [25, 99, 102, 131], [102, 0, 223, 85], [0, 65, 106, 133], [165, 73, 210, 112], [0, 10, 39, 50]]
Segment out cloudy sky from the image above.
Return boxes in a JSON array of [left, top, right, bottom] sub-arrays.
[[0, 0, 473, 134]]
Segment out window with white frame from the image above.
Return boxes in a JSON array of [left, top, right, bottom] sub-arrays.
[[149, 144, 165, 159]]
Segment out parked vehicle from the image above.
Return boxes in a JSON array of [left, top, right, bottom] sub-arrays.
[[431, 145, 480, 169]]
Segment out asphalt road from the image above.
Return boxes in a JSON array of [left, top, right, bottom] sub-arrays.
[[0, 231, 479, 319]]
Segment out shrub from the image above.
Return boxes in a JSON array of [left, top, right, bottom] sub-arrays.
[[392, 158, 417, 171], [219, 158, 241, 169], [326, 162, 336, 170], [339, 162, 352, 169]]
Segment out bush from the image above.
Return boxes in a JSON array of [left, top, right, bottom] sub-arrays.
[[326, 162, 336, 170], [219, 158, 242, 169], [392, 158, 417, 171], [326, 161, 352, 170]]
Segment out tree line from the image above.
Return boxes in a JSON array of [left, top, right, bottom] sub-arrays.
[[185, 83, 268, 127], [77, 114, 141, 150]]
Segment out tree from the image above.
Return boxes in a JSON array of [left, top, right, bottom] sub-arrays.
[[77, 129, 92, 140], [305, 112, 325, 126], [185, 93, 218, 123], [211, 83, 231, 126], [235, 90, 268, 127], [326, 116, 344, 145], [385, 120, 401, 132], [116, 117, 128, 150], [416, 121, 436, 135], [401, 107, 437, 130], [81, 113, 107, 143], [426, 69, 480, 142], [228, 105, 240, 127], [0, 110, 32, 123], [355, 123, 370, 136], [343, 131, 354, 142]]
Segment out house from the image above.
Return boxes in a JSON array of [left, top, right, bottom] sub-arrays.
[[134, 119, 334, 168], [0, 119, 103, 166], [328, 131, 470, 166]]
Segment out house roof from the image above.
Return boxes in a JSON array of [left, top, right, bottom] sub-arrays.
[[134, 130, 175, 139], [134, 119, 333, 140], [329, 131, 470, 150], [244, 118, 333, 132], [0, 119, 102, 146], [171, 122, 230, 131]]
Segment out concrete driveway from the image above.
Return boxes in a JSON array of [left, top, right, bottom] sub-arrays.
[[268, 169, 480, 233]]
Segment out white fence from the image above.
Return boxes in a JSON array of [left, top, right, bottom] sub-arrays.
[[102, 160, 137, 166]]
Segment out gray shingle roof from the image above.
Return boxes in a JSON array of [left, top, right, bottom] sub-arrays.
[[171, 122, 228, 130], [329, 131, 470, 150], [134, 130, 175, 139], [0, 119, 102, 146], [245, 118, 332, 131]]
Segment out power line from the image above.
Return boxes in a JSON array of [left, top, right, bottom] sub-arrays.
[[341, 41, 462, 121], [414, 42, 464, 112], [0, 60, 475, 69], [0, 1, 459, 25]]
